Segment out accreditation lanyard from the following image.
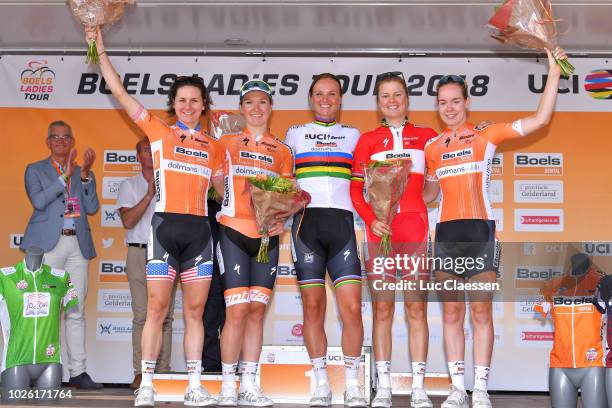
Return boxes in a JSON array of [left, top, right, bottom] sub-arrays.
[[52, 160, 81, 218]]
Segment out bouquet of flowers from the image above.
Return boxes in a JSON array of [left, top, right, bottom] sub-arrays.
[[488, 0, 574, 75], [68, 0, 134, 64], [209, 111, 246, 140], [364, 160, 411, 255], [247, 175, 311, 262]]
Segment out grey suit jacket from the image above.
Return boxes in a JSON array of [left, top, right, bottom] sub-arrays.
[[20, 157, 99, 259]]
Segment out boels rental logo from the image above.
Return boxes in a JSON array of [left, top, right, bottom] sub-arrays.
[[20, 60, 55, 101]]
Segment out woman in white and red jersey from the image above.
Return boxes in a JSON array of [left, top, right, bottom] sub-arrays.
[[86, 28, 219, 407], [350, 72, 437, 408], [424, 48, 567, 408], [212, 80, 294, 407]]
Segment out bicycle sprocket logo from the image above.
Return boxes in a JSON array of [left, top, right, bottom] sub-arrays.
[[20, 60, 56, 101]]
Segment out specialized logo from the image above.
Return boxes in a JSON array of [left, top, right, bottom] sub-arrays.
[[23, 292, 51, 317], [240, 151, 274, 164], [20, 60, 55, 101], [234, 264, 241, 275], [174, 146, 209, 159], [343, 249, 351, 262], [442, 148, 473, 161], [584, 70, 612, 100], [514, 153, 563, 176], [270, 266, 277, 276], [103, 150, 140, 173], [382, 138, 389, 148]]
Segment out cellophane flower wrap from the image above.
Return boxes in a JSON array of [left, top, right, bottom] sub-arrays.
[[487, 0, 574, 75], [247, 175, 311, 263], [68, 0, 134, 64], [364, 160, 411, 256], [209, 112, 246, 140]]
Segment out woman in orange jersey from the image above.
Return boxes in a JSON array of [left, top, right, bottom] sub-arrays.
[[211, 80, 294, 407], [86, 28, 218, 407], [350, 73, 437, 408], [423, 48, 567, 408]]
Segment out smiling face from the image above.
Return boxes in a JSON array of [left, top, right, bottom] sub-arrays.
[[376, 79, 408, 123], [239, 91, 272, 130], [437, 83, 470, 129], [172, 85, 205, 128], [309, 77, 342, 120], [46, 125, 74, 158]]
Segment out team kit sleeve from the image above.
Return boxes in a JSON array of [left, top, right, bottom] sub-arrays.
[[283, 128, 297, 176], [349, 135, 378, 227], [424, 143, 439, 183], [130, 105, 170, 142], [280, 145, 294, 179], [481, 121, 524, 145]]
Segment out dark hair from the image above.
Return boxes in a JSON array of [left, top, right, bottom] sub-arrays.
[[374, 72, 408, 100], [166, 75, 212, 116], [436, 75, 469, 100], [308, 73, 342, 97], [47, 120, 72, 138]]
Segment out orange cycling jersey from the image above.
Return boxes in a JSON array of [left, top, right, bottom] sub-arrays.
[[424, 122, 523, 222], [216, 130, 293, 238], [132, 107, 220, 217], [534, 267, 604, 368]]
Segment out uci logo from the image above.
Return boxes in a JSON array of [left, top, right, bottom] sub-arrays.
[[99, 324, 112, 335]]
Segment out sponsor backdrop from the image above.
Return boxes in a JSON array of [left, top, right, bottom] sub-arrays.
[[1, 56, 611, 391]]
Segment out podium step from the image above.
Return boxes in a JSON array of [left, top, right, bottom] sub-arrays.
[[153, 346, 371, 403]]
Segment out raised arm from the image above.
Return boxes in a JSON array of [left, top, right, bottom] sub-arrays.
[[86, 26, 141, 118], [519, 47, 567, 136]]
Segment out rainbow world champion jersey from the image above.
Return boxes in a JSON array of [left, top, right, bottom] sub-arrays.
[[284, 120, 360, 211]]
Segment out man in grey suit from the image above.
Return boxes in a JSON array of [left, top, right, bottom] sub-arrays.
[[20, 120, 102, 389]]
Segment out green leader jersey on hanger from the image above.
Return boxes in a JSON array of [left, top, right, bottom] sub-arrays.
[[0, 261, 78, 372]]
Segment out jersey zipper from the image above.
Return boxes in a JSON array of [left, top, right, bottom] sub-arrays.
[[32, 271, 38, 365], [390, 126, 404, 213]]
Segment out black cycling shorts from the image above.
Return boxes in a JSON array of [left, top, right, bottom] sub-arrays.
[[433, 218, 500, 278], [147, 212, 214, 283], [217, 225, 279, 307], [291, 208, 361, 289]]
